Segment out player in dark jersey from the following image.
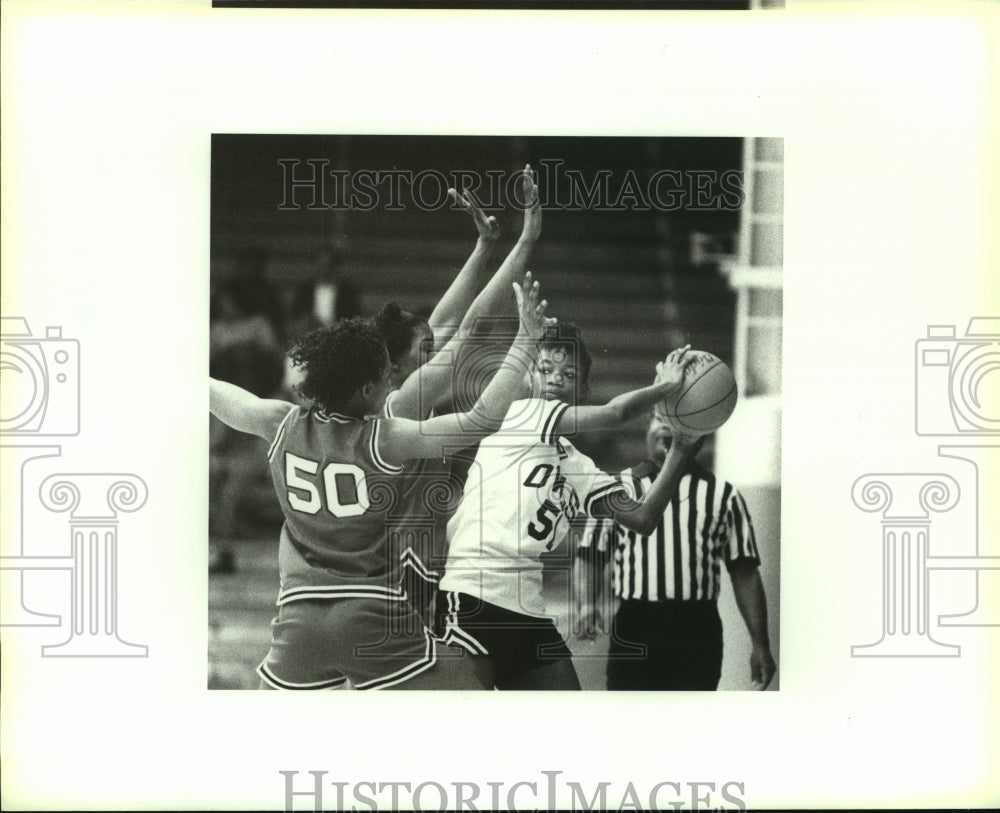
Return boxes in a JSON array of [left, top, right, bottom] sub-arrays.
[[374, 166, 544, 624], [209, 271, 554, 690], [376, 165, 541, 421]]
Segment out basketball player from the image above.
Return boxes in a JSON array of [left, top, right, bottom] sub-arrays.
[[377, 165, 540, 421], [435, 328, 699, 690], [576, 409, 777, 691], [208, 271, 554, 690], [375, 165, 544, 623]]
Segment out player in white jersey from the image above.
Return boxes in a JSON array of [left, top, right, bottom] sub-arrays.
[[209, 271, 553, 690], [436, 326, 699, 689]]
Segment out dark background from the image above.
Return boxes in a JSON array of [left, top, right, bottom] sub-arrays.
[[211, 134, 743, 468], [208, 134, 774, 690]]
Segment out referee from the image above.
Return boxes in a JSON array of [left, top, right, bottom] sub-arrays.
[[578, 411, 776, 691]]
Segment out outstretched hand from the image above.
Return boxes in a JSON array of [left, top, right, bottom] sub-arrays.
[[449, 187, 501, 244], [512, 270, 556, 341], [654, 344, 694, 393], [519, 163, 542, 243]]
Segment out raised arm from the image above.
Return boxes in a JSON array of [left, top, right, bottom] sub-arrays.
[[388, 164, 543, 419], [557, 345, 693, 435], [452, 165, 541, 342], [209, 377, 293, 442], [445, 164, 543, 407], [379, 271, 554, 465], [598, 434, 697, 536], [427, 188, 501, 351], [462, 165, 542, 327], [580, 347, 699, 536]]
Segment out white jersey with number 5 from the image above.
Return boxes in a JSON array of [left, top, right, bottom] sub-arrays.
[[440, 398, 625, 617]]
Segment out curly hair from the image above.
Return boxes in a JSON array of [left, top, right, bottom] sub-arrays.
[[374, 302, 429, 365], [538, 321, 592, 390], [287, 318, 388, 412]]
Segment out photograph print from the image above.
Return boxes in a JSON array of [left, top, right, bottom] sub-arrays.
[[208, 134, 782, 691]]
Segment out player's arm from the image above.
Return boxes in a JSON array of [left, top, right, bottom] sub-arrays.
[[445, 164, 542, 406], [389, 165, 542, 419], [461, 164, 543, 328], [728, 561, 777, 690], [426, 188, 501, 351], [379, 272, 553, 464], [559, 346, 693, 434], [592, 435, 697, 537], [451, 163, 541, 342], [209, 377, 293, 442]]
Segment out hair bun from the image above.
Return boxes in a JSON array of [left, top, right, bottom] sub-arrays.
[[375, 302, 403, 327]]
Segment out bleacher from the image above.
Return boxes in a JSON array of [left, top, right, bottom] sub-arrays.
[[212, 134, 739, 468]]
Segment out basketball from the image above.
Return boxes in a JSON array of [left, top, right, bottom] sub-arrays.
[[656, 351, 738, 436]]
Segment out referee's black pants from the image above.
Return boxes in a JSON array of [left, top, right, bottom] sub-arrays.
[[606, 599, 723, 691]]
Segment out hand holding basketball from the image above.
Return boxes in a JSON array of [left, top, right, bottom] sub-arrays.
[[653, 344, 694, 392], [655, 350, 739, 436]]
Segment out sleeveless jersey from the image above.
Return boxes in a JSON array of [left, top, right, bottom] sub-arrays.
[[381, 388, 454, 588], [267, 405, 409, 605], [440, 398, 626, 617]]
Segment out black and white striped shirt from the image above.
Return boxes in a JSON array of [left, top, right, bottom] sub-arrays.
[[580, 459, 759, 602]]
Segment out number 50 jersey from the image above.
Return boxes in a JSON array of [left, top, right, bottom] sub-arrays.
[[266, 406, 409, 605], [440, 398, 626, 617]]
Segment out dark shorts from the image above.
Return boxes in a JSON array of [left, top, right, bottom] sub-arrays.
[[257, 596, 439, 690], [606, 599, 723, 691], [434, 590, 573, 684]]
